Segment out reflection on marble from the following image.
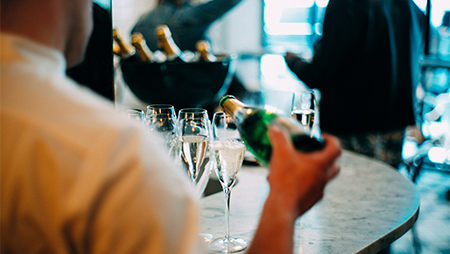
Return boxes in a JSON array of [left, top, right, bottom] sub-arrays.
[[200, 151, 420, 254]]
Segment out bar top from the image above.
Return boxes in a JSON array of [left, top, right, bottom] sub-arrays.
[[200, 150, 420, 254]]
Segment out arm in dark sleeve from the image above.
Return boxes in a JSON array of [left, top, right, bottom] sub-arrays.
[[285, 0, 366, 90], [177, 0, 242, 27]]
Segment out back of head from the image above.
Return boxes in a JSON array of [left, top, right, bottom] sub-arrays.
[[1, 0, 94, 68], [0, 0, 17, 8]]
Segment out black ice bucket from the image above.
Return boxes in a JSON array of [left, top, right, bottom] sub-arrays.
[[120, 55, 236, 112]]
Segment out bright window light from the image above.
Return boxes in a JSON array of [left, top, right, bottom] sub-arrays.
[[402, 140, 419, 160], [264, 23, 312, 35], [428, 147, 447, 164], [428, 121, 445, 140], [265, 0, 314, 8], [315, 0, 329, 8], [260, 54, 293, 78], [413, 0, 428, 11], [259, 54, 305, 91]]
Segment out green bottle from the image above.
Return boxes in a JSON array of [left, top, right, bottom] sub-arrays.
[[219, 95, 325, 165]]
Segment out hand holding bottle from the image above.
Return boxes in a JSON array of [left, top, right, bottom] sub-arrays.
[[245, 128, 341, 254], [284, 52, 309, 76], [266, 128, 341, 217]]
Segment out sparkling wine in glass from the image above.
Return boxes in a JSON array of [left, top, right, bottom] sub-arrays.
[[176, 108, 213, 242], [209, 112, 247, 253], [292, 90, 318, 136], [180, 134, 210, 185], [176, 108, 212, 196]]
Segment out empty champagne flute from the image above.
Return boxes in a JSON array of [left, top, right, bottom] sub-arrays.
[[147, 104, 177, 155], [119, 108, 146, 125], [292, 90, 318, 137], [209, 112, 247, 253]]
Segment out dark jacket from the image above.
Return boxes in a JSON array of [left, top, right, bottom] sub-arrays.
[[285, 0, 426, 135]]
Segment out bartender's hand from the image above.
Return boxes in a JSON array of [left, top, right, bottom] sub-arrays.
[[284, 51, 299, 61], [267, 126, 341, 217], [246, 127, 341, 254], [284, 52, 309, 75]]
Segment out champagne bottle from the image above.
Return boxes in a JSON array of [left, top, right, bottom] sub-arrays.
[[131, 32, 155, 62], [154, 24, 191, 62], [196, 40, 217, 62], [113, 43, 122, 57], [113, 28, 136, 59], [219, 95, 325, 165]]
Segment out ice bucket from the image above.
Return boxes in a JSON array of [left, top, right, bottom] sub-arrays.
[[120, 55, 236, 111]]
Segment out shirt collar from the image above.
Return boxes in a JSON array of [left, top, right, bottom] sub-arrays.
[[0, 32, 67, 73]]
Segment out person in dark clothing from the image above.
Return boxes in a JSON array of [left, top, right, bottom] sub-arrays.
[[285, 0, 426, 168], [132, 0, 242, 52]]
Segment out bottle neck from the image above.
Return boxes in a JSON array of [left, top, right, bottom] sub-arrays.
[[221, 98, 251, 125], [196, 41, 216, 62], [157, 36, 181, 58], [113, 30, 135, 58], [132, 33, 154, 62]]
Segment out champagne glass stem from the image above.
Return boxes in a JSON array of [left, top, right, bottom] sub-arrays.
[[188, 164, 196, 183], [224, 187, 231, 242]]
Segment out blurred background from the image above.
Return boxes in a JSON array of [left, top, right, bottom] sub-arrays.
[[111, 0, 450, 107], [111, 0, 449, 56]]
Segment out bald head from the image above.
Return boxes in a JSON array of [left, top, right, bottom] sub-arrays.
[[1, 0, 94, 67]]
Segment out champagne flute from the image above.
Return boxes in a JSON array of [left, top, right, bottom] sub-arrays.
[[176, 108, 212, 198], [146, 104, 177, 155], [292, 90, 319, 137], [209, 112, 247, 253], [119, 108, 147, 125]]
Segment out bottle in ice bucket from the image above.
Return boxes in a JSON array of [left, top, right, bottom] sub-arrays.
[[131, 32, 156, 62], [196, 40, 217, 62], [131, 32, 166, 63], [154, 24, 191, 62], [113, 28, 138, 60], [219, 95, 325, 165]]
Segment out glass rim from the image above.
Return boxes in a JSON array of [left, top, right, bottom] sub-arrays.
[[146, 104, 175, 109], [146, 104, 176, 117], [120, 108, 144, 112], [178, 108, 207, 112], [178, 108, 209, 120], [119, 108, 145, 115]]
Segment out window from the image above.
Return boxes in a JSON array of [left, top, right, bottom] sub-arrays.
[[262, 0, 450, 55]]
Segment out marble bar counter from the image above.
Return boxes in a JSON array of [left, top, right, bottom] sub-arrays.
[[200, 150, 420, 254]]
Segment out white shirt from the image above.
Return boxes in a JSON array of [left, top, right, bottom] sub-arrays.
[[1, 33, 210, 254]]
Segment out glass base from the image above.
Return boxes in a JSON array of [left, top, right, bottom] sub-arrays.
[[208, 237, 248, 253], [200, 233, 213, 243]]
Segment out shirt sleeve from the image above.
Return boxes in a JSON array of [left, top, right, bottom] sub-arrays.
[[80, 127, 211, 254]]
